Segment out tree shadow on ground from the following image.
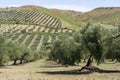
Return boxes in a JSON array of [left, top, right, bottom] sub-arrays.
[[36, 69, 93, 75], [36, 69, 120, 75], [39, 65, 64, 68], [97, 69, 120, 73]]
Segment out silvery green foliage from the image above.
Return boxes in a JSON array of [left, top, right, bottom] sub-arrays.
[[0, 35, 9, 65], [50, 33, 82, 65]]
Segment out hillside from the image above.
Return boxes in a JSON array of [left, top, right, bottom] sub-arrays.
[[0, 5, 81, 29], [0, 24, 72, 51], [78, 7, 120, 25], [13, 6, 120, 27], [0, 5, 73, 51], [1, 6, 120, 29], [0, 9, 62, 28], [18, 5, 81, 29]]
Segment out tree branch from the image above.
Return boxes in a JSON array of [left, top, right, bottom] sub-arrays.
[[113, 33, 120, 39]]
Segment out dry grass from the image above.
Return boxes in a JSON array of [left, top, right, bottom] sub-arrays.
[[0, 59, 120, 80]]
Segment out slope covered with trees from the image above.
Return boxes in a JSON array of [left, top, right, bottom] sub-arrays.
[[0, 24, 72, 51], [0, 10, 62, 28]]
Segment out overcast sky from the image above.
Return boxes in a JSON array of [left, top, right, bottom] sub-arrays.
[[0, 0, 120, 12]]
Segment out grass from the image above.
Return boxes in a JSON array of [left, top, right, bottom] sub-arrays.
[[0, 59, 120, 80], [53, 12, 79, 29]]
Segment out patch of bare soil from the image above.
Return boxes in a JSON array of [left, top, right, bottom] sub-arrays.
[[0, 59, 120, 80]]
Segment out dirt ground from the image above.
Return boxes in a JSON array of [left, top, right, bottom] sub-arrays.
[[0, 59, 120, 80]]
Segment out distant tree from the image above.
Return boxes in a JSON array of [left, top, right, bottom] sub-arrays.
[[6, 41, 24, 65], [114, 23, 120, 38], [22, 49, 35, 63], [106, 37, 120, 62], [7, 41, 43, 65], [0, 35, 9, 66], [105, 23, 120, 62]]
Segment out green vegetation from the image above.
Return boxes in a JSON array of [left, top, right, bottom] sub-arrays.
[[0, 35, 43, 66], [0, 22, 72, 51], [0, 9, 62, 28], [0, 36, 9, 66], [49, 22, 120, 70], [20, 6, 120, 29], [1, 6, 120, 30], [0, 6, 120, 74], [20, 5, 81, 29], [49, 33, 81, 65], [27, 31, 53, 36], [0, 19, 33, 25]]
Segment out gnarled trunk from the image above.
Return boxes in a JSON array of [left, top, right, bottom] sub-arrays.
[[85, 54, 93, 67], [80, 54, 100, 72], [13, 59, 17, 65], [19, 59, 23, 64]]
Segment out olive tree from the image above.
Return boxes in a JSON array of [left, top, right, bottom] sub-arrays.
[[22, 49, 35, 63], [0, 35, 9, 66], [6, 41, 24, 65], [105, 24, 120, 62], [49, 22, 120, 71], [79, 22, 111, 71], [49, 33, 82, 66]]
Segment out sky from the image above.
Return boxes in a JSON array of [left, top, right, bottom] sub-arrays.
[[0, 0, 120, 12]]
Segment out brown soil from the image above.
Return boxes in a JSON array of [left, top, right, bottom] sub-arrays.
[[0, 59, 120, 80]]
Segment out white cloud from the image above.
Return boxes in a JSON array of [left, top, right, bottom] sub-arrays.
[[43, 5, 92, 12]]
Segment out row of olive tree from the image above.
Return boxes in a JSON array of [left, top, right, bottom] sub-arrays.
[[105, 23, 120, 62], [0, 36, 43, 66], [49, 22, 120, 70]]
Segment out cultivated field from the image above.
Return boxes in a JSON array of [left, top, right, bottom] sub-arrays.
[[0, 10, 62, 28], [0, 6, 120, 80], [0, 59, 120, 80], [0, 24, 72, 51]]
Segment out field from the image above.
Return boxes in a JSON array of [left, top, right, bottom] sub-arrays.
[[0, 5, 120, 80], [0, 59, 120, 80], [0, 24, 72, 51]]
